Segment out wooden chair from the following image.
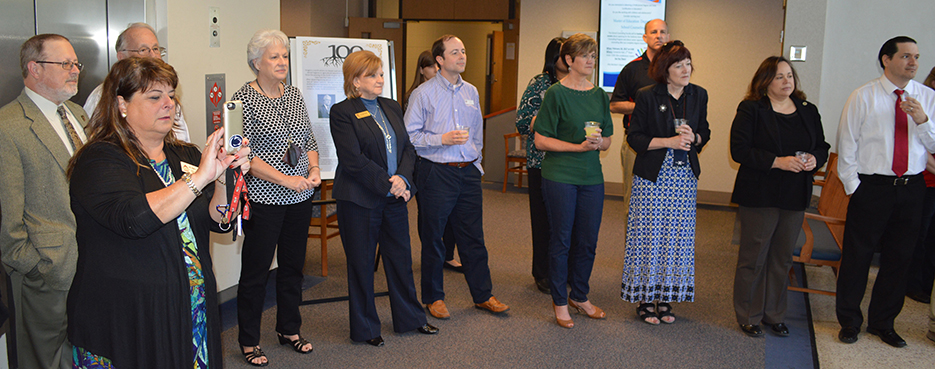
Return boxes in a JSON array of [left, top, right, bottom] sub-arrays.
[[788, 153, 847, 296], [503, 132, 528, 192], [308, 180, 339, 276]]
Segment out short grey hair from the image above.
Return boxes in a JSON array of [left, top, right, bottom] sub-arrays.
[[116, 23, 157, 53], [247, 29, 288, 74]]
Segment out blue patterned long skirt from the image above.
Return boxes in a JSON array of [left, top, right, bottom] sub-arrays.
[[621, 149, 697, 303]]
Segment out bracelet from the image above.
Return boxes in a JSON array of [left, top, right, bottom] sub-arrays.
[[181, 173, 202, 197], [216, 176, 227, 186], [309, 165, 320, 170]]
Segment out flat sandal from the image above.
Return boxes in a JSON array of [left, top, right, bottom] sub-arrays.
[[637, 303, 659, 325]]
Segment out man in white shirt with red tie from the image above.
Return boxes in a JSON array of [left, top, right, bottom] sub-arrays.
[[836, 36, 935, 348]]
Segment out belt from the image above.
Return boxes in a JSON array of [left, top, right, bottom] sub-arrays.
[[858, 173, 922, 186], [423, 158, 477, 168]]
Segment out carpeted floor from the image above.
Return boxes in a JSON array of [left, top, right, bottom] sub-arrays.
[[218, 183, 934, 368]]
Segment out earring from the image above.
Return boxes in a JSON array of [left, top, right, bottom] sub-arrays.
[[121, 112, 127, 118]]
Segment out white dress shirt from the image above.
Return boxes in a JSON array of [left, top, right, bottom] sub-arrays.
[[24, 87, 87, 155], [837, 75, 935, 194]]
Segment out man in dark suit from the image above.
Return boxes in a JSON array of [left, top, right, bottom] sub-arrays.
[[0, 34, 86, 368], [319, 94, 333, 118]]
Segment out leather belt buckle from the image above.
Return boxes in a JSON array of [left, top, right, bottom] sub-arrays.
[[893, 177, 909, 186]]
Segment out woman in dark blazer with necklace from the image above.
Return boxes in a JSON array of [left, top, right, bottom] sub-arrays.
[[730, 56, 829, 338], [330, 50, 438, 347]]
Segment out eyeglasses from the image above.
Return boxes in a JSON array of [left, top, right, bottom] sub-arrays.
[[35, 60, 84, 71], [121, 46, 167, 58], [661, 40, 684, 52]]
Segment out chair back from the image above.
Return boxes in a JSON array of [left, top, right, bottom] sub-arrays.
[[815, 153, 848, 246]]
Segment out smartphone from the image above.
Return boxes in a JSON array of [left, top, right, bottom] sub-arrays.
[[223, 100, 244, 155]]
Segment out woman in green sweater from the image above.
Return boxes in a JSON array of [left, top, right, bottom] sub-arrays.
[[534, 33, 613, 329]]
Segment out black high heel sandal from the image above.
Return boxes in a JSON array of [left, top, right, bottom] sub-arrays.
[[637, 303, 659, 325], [278, 333, 313, 354], [241, 346, 268, 367]]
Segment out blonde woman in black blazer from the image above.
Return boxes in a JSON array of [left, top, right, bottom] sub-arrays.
[[730, 56, 829, 338], [330, 50, 438, 347]]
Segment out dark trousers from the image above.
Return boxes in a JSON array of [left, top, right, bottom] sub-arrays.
[[444, 222, 457, 261], [337, 198, 426, 342], [733, 206, 803, 325], [416, 160, 493, 304], [237, 199, 313, 346], [10, 270, 71, 369], [836, 175, 924, 330], [907, 186, 935, 297], [541, 178, 603, 305], [528, 168, 551, 282]]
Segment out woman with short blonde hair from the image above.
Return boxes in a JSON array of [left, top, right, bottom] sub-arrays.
[[330, 50, 437, 346]]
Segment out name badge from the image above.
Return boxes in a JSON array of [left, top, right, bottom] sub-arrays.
[[181, 161, 198, 174], [465, 99, 475, 107], [355, 111, 372, 119]]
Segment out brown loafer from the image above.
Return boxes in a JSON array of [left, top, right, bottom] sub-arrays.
[[474, 296, 510, 314], [426, 300, 450, 319]]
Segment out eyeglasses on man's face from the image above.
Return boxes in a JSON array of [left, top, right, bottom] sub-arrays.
[[121, 46, 167, 58], [35, 60, 83, 71]]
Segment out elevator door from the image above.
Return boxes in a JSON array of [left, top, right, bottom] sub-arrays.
[[0, 0, 145, 107]]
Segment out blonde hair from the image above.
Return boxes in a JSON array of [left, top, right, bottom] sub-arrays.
[[342, 50, 382, 99]]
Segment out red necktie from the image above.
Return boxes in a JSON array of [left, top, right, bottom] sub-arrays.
[[893, 89, 908, 177]]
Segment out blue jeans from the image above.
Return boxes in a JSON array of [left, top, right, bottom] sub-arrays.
[[542, 178, 604, 305]]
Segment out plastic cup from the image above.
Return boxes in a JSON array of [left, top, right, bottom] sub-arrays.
[[584, 121, 600, 137]]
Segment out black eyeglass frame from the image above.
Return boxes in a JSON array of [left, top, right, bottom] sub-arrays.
[[35, 60, 84, 71]]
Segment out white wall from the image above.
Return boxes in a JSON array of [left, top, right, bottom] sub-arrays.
[[808, 0, 935, 154], [156, 0, 280, 292], [518, 0, 784, 198]]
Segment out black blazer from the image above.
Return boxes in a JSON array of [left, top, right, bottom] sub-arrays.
[[330, 97, 417, 209], [729, 96, 830, 209], [627, 83, 711, 181]]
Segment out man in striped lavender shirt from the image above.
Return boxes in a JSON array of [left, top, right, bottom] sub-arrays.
[[405, 34, 510, 320]]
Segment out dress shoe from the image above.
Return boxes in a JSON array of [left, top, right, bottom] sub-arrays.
[[443, 260, 464, 273], [417, 324, 439, 334], [426, 300, 450, 319], [365, 336, 384, 347], [838, 326, 859, 343], [535, 278, 551, 294], [474, 296, 510, 314], [768, 323, 790, 337], [740, 324, 764, 337], [867, 327, 907, 348], [552, 302, 574, 329], [906, 290, 931, 304], [926, 330, 935, 343], [568, 300, 606, 319]]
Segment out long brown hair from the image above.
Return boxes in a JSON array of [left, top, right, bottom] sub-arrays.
[[743, 56, 806, 101], [68, 57, 188, 178], [404, 50, 435, 108]]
